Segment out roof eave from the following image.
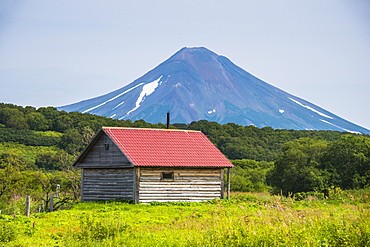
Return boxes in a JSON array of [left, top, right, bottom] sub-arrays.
[[134, 165, 234, 168]]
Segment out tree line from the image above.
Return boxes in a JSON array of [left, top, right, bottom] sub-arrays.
[[266, 135, 370, 195], [0, 103, 369, 204], [0, 103, 358, 160]]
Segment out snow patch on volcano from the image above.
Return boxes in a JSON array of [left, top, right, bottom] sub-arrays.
[[208, 109, 216, 114], [320, 119, 361, 134], [123, 76, 163, 117], [82, 83, 144, 113], [289, 97, 333, 119]]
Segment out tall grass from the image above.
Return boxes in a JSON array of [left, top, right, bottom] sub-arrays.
[[1, 190, 369, 246]]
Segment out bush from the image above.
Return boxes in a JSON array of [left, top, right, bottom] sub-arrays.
[[0, 127, 60, 146], [229, 159, 273, 192], [0, 219, 17, 243], [295, 191, 325, 201]]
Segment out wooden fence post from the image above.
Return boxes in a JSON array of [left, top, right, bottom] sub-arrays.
[[50, 194, 54, 212], [135, 167, 140, 204], [220, 169, 225, 199], [227, 168, 231, 200], [25, 196, 31, 217], [56, 184, 60, 198]]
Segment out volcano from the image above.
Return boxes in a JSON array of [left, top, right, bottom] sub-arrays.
[[58, 47, 370, 134]]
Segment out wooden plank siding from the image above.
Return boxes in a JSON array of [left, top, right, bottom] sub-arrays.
[[138, 167, 223, 203], [77, 133, 132, 168], [81, 168, 134, 201]]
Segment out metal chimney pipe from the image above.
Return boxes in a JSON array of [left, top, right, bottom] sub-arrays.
[[166, 112, 170, 129]]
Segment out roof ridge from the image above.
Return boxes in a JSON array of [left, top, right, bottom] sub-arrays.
[[102, 126, 201, 132]]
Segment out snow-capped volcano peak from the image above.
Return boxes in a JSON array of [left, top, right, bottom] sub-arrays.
[[58, 47, 370, 134]]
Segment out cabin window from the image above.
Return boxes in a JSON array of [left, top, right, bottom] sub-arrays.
[[161, 172, 174, 180], [104, 144, 110, 150]]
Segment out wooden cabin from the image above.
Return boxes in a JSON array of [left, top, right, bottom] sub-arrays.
[[73, 127, 233, 203]]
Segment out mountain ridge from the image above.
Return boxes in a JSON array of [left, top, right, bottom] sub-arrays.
[[58, 47, 370, 134]]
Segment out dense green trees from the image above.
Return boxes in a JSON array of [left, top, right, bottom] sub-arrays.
[[0, 108, 29, 130], [0, 103, 133, 133], [266, 135, 370, 195], [230, 159, 273, 192], [26, 112, 49, 130], [0, 103, 369, 202], [0, 151, 79, 206], [0, 103, 359, 159], [320, 135, 370, 190], [0, 128, 60, 146], [35, 152, 61, 170], [0, 153, 30, 198], [266, 138, 327, 195], [59, 129, 83, 155], [187, 120, 350, 162]]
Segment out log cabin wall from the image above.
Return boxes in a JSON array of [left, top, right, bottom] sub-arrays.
[[138, 167, 223, 203], [81, 168, 134, 201], [77, 132, 135, 201]]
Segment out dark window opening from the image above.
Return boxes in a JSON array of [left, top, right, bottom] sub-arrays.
[[104, 144, 110, 150], [161, 172, 174, 180]]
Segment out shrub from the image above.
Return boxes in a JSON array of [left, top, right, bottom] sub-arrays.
[[0, 220, 17, 243]]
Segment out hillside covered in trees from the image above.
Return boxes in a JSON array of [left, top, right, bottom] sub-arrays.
[[0, 103, 369, 206], [0, 103, 358, 160]]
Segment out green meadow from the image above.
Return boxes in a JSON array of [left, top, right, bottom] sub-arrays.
[[1, 191, 369, 247]]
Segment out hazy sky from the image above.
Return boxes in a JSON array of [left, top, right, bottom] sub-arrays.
[[1, 0, 369, 129]]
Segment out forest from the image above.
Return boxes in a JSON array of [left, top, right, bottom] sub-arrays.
[[0, 102, 369, 208]]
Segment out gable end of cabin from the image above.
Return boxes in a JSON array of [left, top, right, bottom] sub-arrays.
[[75, 130, 135, 202]]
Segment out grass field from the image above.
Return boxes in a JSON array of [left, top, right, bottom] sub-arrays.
[[1, 191, 369, 246]]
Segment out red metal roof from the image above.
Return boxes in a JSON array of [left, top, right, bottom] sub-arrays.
[[102, 127, 233, 168]]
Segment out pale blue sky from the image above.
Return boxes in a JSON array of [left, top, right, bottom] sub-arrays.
[[0, 0, 369, 129]]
